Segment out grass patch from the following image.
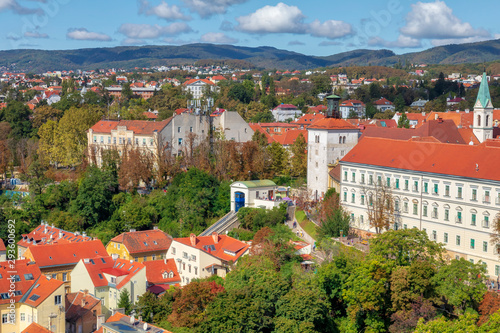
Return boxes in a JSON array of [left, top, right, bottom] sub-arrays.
[[300, 219, 318, 240], [296, 209, 307, 223]]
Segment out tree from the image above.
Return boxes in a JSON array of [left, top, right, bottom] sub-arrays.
[[32, 105, 63, 128], [364, 181, 395, 234], [267, 141, 288, 176], [290, 133, 307, 178], [20, 155, 51, 197], [398, 112, 410, 128], [318, 206, 351, 239], [1, 101, 33, 139], [489, 212, 500, 256], [433, 258, 487, 314], [117, 289, 132, 315], [370, 229, 445, 266], [252, 130, 268, 148]]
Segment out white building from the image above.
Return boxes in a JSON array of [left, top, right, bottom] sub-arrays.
[[339, 99, 366, 119], [230, 180, 288, 212], [473, 72, 494, 143], [340, 137, 500, 277], [182, 78, 218, 108], [307, 95, 360, 200], [166, 233, 249, 286], [272, 104, 302, 122]]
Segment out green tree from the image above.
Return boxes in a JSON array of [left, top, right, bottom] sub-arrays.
[[0, 101, 33, 139], [290, 133, 307, 178], [267, 141, 288, 176], [117, 289, 132, 315], [318, 207, 350, 239], [252, 130, 268, 148], [397, 112, 410, 128]]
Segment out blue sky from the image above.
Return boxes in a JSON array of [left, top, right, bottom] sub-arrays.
[[1, 0, 498, 56]]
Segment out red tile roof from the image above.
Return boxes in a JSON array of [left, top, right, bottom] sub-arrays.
[[0, 259, 41, 305], [143, 111, 158, 119], [21, 322, 53, 333], [293, 113, 325, 127], [82, 257, 145, 289], [65, 291, 101, 323], [143, 259, 181, 285], [90, 119, 172, 135], [0, 238, 5, 251], [26, 239, 108, 268], [183, 78, 215, 86], [342, 137, 500, 182], [340, 99, 366, 107], [18, 223, 92, 248], [175, 234, 249, 262], [273, 129, 308, 146], [109, 229, 173, 255], [308, 118, 359, 130], [373, 97, 393, 106], [23, 275, 64, 307], [426, 111, 473, 128], [248, 124, 275, 144], [97, 312, 172, 333]]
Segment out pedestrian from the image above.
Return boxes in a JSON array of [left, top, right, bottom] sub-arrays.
[[492, 281, 495, 290], [296, 230, 299, 237]]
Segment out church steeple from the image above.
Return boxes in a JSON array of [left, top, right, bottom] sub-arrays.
[[473, 72, 494, 143], [475, 72, 494, 109]]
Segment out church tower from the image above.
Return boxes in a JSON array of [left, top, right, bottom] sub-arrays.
[[473, 72, 494, 143]]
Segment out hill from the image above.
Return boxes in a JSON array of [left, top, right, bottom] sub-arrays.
[[1, 38, 500, 72]]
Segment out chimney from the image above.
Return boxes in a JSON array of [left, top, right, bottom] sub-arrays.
[[421, 111, 425, 116], [434, 114, 439, 120], [153, 226, 158, 230], [82, 232, 87, 237], [97, 315, 105, 330], [58, 231, 63, 239], [189, 233, 197, 246], [130, 229, 136, 233], [212, 232, 219, 244], [111, 253, 118, 260], [81, 297, 86, 308], [164, 258, 167, 264]]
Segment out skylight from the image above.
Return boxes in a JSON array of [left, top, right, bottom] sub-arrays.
[[101, 258, 106, 264], [98, 274, 103, 279], [29, 294, 40, 301]]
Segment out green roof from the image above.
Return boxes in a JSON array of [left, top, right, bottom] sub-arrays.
[[475, 72, 492, 108], [327, 94, 341, 99], [232, 180, 276, 188]]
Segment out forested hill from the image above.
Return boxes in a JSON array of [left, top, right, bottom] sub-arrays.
[[1, 38, 500, 72]]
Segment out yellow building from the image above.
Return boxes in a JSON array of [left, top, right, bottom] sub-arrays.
[[106, 228, 172, 263]]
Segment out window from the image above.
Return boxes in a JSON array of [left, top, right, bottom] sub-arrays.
[[152, 255, 156, 260], [100, 136, 104, 143], [190, 126, 193, 132], [55, 295, 61, 305], [413, 203, 418, 215], [360, 195, 365, 205], [189, 265, 191, 273], [470, 239, 475, 249], [361, 174, 365, 184], [404, 180, 409, 190], [62, 273, 67, 282], [24, 273, 34, 280], [178, 127, 181, 133], [444, 209, 449, 221], [352, 172, 355, 182], [183, 252, 188, 259], [456, 235, 461, 246], [143, 256, 147, 261], [444, 233, 448, 243], [386, 177, 391, 187], [413, 181, 418, 192], [456, 212, 462, 223], [377, 176, 381, 185], [171, 247, 176, 255], [432, 207, 438, 218], [93, 135, 97, 143], [183, 263, 185, 270], [432, 230, 437, 241], [191, 255, 196, 261], [134, 257, 138, 262], [403, 202, 408, 213], [395, 179, 399, 189], [128, 138, 131, 144], [351, 193, 355, 203], [496, 265, 500, 276], [423, 205, 428, 217], [472, 189, 477, 201], [369, 175, 373, 185], [483, 241, 488, 252], [483, 216, 490, 228], [194, 267, 198, 275], [457, 187, 462, 198], [403, 224, 407, 229], [20, 313, 25, 322], [178, 138, 183, 146], [360, 215, 364, 224], [445, 185, 450, 196], [150, 139, 154, 146], [470, 259, 474, 264], [343, 192, 347, 202], [424, 182, 428, 193], [2, 314, 7, 324], [433, 184, 438, 194], [369, 195, 373, 206], [110, 277, 116, 284], [113, 137, 116, 144], [108, 136, 111, 144], [484, 190, 490, 203], [471, 214, 476, 226]]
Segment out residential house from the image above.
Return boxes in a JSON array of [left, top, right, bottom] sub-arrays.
[[0, 239, 5, 261], [22, 240, 108, 293], [230, 180, 290, 212], [70, 256, 146, 317], [340, 100, 366, 119], [373, 98, 395, 112], [21, 322, 53, 333], [167, 233, 249, 286], [106, 228, 173, 262], [340, 137, 500, 277], [65, 290, 102, 333], [143, 259, 181, 295], [410, 99, 429, 110], [95, 312, 172, 333], [272, 104, 302, 122], [392, 112, 428, 128], [182, 78, 217, 108], [18, 222, 93, 259]]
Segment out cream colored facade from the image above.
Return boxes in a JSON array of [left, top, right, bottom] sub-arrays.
[[106, 241, 167, 262], [340, 162, 500, 277], [0, 284, 65, 333]]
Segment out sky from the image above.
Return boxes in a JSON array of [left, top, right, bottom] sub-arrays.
[[0, 0, 499, 56]]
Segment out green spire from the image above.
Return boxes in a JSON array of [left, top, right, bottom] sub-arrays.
[[475, 72, 492, 108]]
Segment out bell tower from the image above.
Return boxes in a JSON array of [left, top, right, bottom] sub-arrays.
[[473, 72, 494, 143]]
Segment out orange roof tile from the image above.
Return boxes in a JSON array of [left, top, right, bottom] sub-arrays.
[[22, 322, 53, 333], [109, 229, 172, 255], [65, 291, 101, 323], [0, 259, 41, 305], [23, 275, 64, 307], [81, 256, 145, 289], [308, 118, 359, 130], [175, 234, 249, 262], [183, 78, 215, 86], [273, 129, 308, 146], [26, 240, 108, 268], [143, 259, 181, 285], [90, 119, 172, 135], [18, 223, 92, 248], [0, 238, 5, 251], [342, 137, 500, 182]]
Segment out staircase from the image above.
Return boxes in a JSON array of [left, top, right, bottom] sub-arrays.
[[199, 211, 239, 236]]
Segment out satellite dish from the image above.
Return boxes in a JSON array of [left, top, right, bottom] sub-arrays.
[[143, 323, 148, 330]]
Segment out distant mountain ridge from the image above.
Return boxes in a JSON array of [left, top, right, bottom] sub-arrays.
[[1, 39, 499, 72]]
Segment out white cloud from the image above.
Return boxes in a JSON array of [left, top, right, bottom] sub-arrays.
[[494, 34, 500, 39], [288, 40, 305, 46], [319, 41, 341, 47], [236, 3, 305, 34], [67, 28, 111, 41], [182, 0, 248, 18], [162, 37, 192, 44], [308, 19, 353, 39], [200, 32, 237, 44], [24, 31, 49, 38], [139, 0, 190, 21], [121, 38, 147, 46], [0, 0, 41, 14], [430, 36, 493, 47], [368, 35, 422, 48], [400, 0, 489, 39], [236, 3, 352, 40], [118, 23, 193, 39]]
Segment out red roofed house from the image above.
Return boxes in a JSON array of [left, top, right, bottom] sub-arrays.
[[106, 228, 173, 262], [307, 95, 360, 200], [272, 104, 302, 122], [0, 260, 65, 333], [143, 259, 181, 294], [339, 99, 366, 119], [23, 239, 108, 293], [292, 113, 325, 129], [18, 221, 93, 260], [70, 256, 146, 317], [272, 129, 308, 148], [373, 97, 395, 112], [95, 311, 172, 333], [21, 322, 54, 333], [340, 136, 500, 277], [0, 238, 5, 261], [65, 290, 102, 333], [167, 232, 249, 286]]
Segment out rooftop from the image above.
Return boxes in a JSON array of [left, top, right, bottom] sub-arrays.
[[109, 229, 173, 255]]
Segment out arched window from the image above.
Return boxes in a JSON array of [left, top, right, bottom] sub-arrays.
[[486, 115, 490, 127], [339, 136, 342, 144], [477, 115, 481, 127], [343, 136, 346, 144]]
